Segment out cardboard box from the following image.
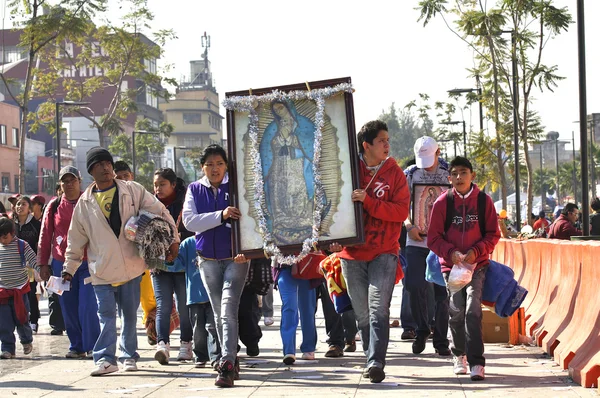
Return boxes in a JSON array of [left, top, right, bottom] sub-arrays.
[[482, 306, 510, 343]]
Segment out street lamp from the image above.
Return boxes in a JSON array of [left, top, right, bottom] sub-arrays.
[[440, 120, 467, 157], [55, 100, 90, 182], [131, 130, 162, 175], [447, 87, 484, 135]]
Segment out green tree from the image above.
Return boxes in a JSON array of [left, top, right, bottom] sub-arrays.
[[0, 0, 106, 193], [108, 118, 173, 190], [417, 0, 572, 224], [378, 103, 428, 162], [29, 0, 177, 148]]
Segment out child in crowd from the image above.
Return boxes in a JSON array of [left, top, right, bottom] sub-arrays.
[[0, 216, 39, 359], [427, 157, 500, 381], [176, 236, 221, 368]]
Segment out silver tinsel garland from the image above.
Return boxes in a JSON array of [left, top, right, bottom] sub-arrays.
[[224, 83, 353, 264]]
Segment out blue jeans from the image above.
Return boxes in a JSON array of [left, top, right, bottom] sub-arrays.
[[340, 254, 397, 370], [151, 271, 193, 343], [404, 247, 449, 349], [199, 258, 249, 364], [445, 266, 487, 368], [188, 303, 220, 363], [277, 267, 317, 356], [92, 275, 142, 365], [0, 294, 32, 355], [52, 259, 100, 353]]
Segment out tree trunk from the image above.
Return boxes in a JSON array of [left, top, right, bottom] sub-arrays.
[[18, 49, 37, 194], [487, 35, 508, 209], [524, 146, 534, 226], [97, 126, 106, 148]]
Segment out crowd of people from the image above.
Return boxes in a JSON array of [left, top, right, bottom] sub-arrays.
[[0, 119, 528, 388]]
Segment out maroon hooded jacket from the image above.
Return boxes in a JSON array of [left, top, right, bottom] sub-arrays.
[[427, 183, 500, 273]]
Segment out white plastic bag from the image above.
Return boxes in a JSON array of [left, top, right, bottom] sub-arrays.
[[447, 261, 476, 295]]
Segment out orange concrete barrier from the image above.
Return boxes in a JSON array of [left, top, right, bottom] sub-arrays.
[[491, 239, 600, 388]]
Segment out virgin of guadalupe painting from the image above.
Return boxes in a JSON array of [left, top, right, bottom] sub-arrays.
[[260, 100, 331, 245], [412, 183, 450, 235], [225, 77, 365, 258]]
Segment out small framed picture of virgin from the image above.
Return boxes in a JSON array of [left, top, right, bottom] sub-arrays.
[[411, 183, 451, 236]]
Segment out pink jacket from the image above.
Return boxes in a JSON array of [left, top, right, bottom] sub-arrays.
[[37, 194, 86, 265]]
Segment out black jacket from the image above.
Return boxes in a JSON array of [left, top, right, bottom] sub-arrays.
[[161, 178, 193, 241], [16, 214, 41, 254]]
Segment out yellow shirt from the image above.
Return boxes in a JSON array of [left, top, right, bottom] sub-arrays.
[[93, 184, 123, 286], [93, 185, 116, 219]]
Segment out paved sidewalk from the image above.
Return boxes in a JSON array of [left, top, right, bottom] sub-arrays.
[[0, 286, 597, 397]]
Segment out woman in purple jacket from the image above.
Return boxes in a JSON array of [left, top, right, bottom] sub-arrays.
[[182, 145, 248, 388]]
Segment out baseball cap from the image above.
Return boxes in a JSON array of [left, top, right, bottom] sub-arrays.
[[59, 165, 81, 180], [30, 195, 46, 206], [413, 136, 439, 169], [8, 193, 21, 204]]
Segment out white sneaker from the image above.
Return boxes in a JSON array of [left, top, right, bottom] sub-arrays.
[[90, 360, 119, 376], [453, 355, 468, 375], [301, 352, 315, 360], [263, 317, 274, 326], [470, 365, 485, 381], [154, 341, 170, 365], [122, 358, 138, 372], [177, 341, 193, 361]]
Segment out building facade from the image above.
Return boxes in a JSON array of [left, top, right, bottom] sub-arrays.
[[0, 101, 21, 193], [0, 28, 164, 191], [160, 35, 224, 182]]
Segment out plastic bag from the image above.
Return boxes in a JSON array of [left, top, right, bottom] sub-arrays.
[[124, 210, 162, 242], [447, 261, 476, 295]]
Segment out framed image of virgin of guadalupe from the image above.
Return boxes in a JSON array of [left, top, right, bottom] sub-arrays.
[[224, 77, 364, 260], [412, 183, 450, 236]]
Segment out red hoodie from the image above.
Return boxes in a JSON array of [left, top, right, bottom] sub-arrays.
[[338, 157, 410, 262], [37, 193, 87, 265], [427, 184, 500, 273]]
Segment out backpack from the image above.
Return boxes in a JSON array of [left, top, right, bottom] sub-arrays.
[[444, 189, 487, 237], [16, 238, 25, 266], [50, 196, 62, 218]]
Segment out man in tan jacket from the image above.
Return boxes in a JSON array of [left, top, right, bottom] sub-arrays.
[[63, 147, 179, 376]]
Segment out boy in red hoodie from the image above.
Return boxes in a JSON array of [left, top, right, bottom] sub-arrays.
[[427, 156, 500, 381], [331, 120, 410, 383]]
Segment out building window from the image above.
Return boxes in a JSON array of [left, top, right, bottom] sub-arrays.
[[14, 175, 19, 193], [1, 174, 9, 192], [144, 58, 157, 74], [0, 46, 25, 64], [0, 125, 6, 145], [183, 137, 202, 147], [12, 128, 18, 147], [145, 86, 158, 108], [183, 113, 201, 125]]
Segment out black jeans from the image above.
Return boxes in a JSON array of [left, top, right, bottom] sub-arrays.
[[317, 281, 358, 350], [444, 266, 487, 367], [238, 286, 262, 350], [28, 281, 40, 325], [48, 268, 65, 331], [405, 246, 449, 349]]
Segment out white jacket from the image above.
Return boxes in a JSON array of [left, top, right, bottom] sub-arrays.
[[63, 179, 179, 285]]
